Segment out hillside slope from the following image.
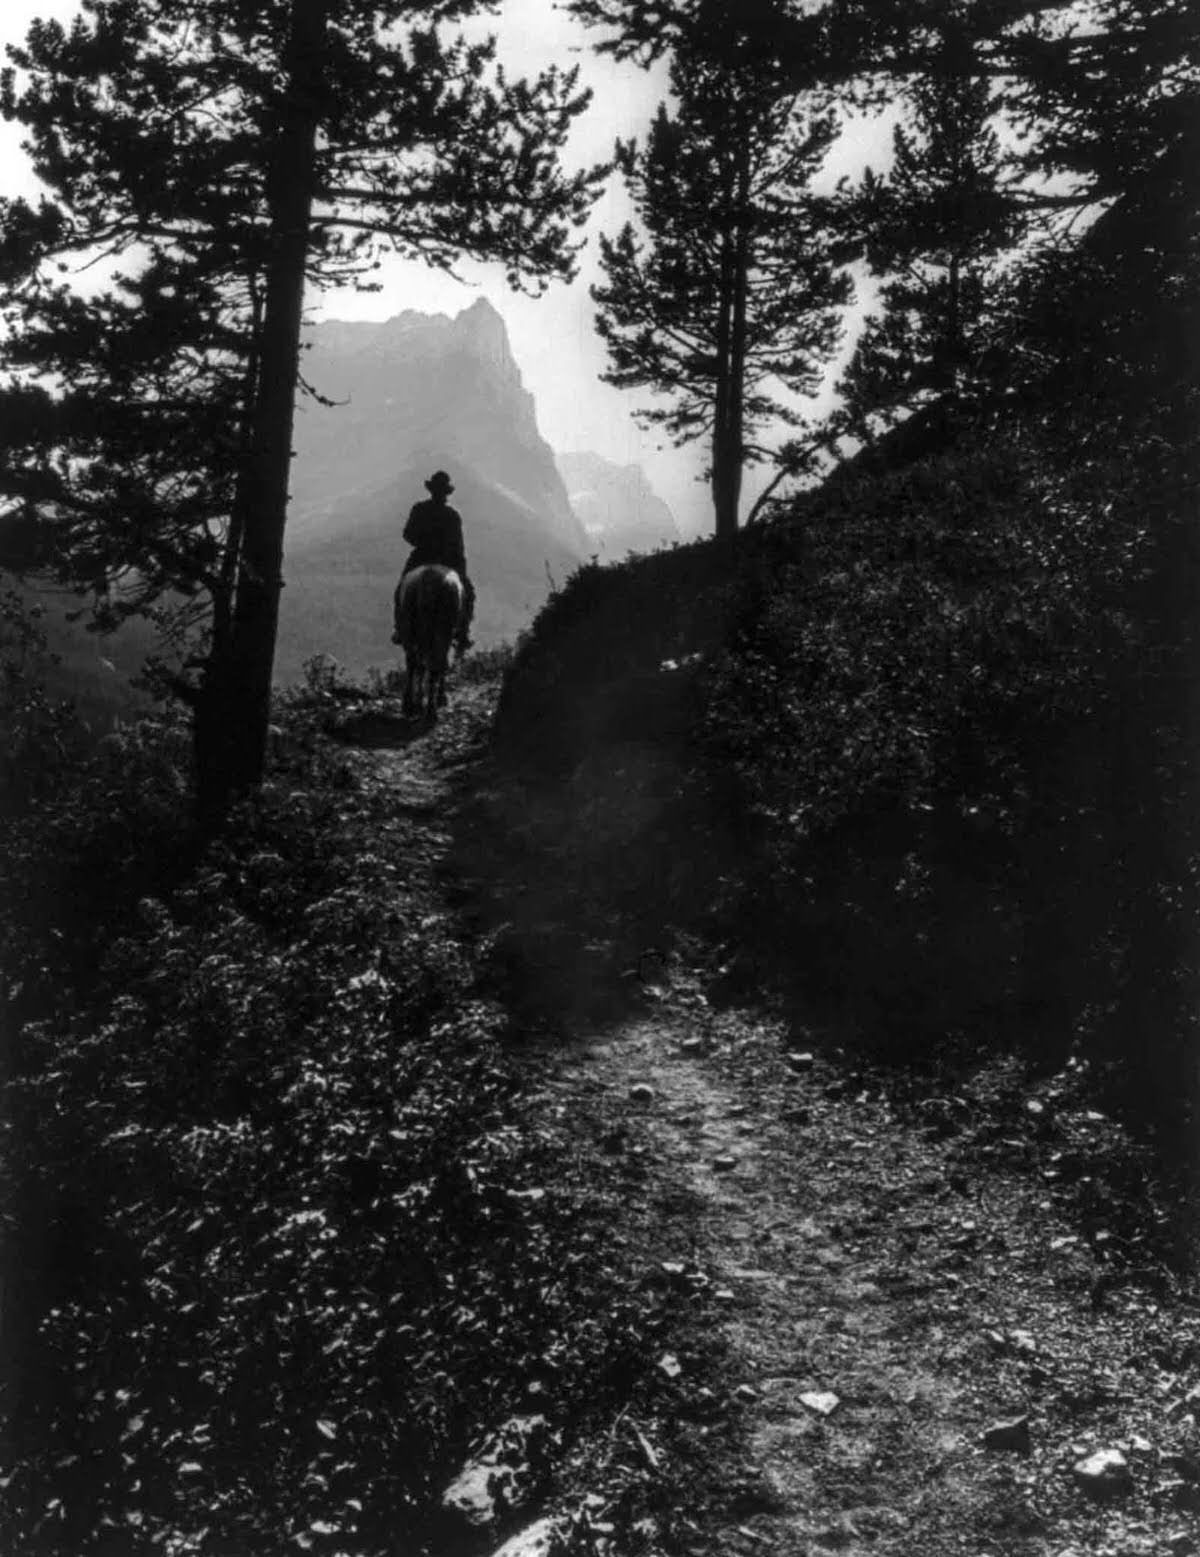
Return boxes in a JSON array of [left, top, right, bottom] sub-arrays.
[[0, 575, 156, 731], [5, 660, 1199, 1556], [280, 300, 591, 674], [3, 301, 596, 708], [277, 461, 585, 680]]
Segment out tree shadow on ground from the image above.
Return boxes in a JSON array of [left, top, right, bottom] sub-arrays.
[[444, 751, 658, 1039], [325, 707, 432, 750]]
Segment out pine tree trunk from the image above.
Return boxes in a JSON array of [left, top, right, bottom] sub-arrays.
[[725, 154, 752, 535], [712, 152, 751, 545], [712, 462, 739, 541], [711, 225, 736, 540], [198, 0, 327, 821]]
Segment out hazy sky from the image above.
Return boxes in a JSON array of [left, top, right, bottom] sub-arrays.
[[0, 1, 881, 535]]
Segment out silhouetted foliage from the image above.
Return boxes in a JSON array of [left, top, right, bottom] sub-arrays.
[[493, 391, 1199, 1151], [834, 15, 1026, 442], [0, 0, 603, 820], [0, 589, 84, 817], [592, 0, 850, 536]]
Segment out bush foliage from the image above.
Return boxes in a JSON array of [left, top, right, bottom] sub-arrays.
[[493, 419, 1199, 1129], [0, 679, 660, 1555]]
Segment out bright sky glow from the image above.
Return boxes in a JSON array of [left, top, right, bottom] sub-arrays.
[[0, 0, 889, 534]]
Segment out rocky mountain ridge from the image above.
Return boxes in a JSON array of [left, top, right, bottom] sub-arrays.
[[278, 298, 590, 676], [7, 300, 680, 709], [289, 299, 586, 551], [556, 451, 680, 559]]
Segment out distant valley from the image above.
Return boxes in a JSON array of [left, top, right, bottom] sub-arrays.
[[280, 298, 589, 679]]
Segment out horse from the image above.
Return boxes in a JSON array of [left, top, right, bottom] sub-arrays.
[[393, 564, 464, 721]]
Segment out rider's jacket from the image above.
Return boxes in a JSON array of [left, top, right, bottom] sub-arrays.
[[403, 499, 467, 578]]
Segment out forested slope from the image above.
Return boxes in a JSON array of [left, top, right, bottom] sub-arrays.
[[490, 232, 1200, 1196]]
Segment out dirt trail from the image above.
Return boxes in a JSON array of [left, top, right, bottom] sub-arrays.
[[559, 1008, 978, 1556], [347, 677, 1200, 1557], [559, 1000, 1200, 1557]]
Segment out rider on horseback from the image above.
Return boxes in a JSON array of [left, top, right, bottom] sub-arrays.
[[398, 470, 475, 655]]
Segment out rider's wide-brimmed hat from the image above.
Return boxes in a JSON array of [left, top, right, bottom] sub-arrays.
[[425, 470, 454, 495]]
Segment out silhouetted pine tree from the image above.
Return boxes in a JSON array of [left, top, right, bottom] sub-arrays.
[[834, 20, 1024, 445], [591, 0, 851, 538], [0, 0, 602, 822]]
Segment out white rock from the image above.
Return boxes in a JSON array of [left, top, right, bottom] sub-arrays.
[[800, 1391, 840, 1416], [487, 1517, 560, 1557], [1072, 1447, 1132, 1496], [441, 1415, 549, 1527]]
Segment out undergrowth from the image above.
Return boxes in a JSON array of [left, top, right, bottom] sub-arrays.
[[0, 666, 666, 1556], [490, 422, 1200, 1182]]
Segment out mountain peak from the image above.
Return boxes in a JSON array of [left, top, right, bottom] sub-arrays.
[[453, 296, 512, 366], [460, 296, 502, 320]]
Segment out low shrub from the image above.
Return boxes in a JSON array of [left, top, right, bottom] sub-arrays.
[[491, 423, 1199, 1129], [0, 709, 193, 1018], [0, 589, 88, 817], [1, 684, 662, 1555]]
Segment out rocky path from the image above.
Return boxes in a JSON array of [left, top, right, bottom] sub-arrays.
[[342, 676, 1200, 1557], [555, 998, 1200, 1557]]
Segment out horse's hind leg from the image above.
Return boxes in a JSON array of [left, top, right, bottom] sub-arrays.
[[402, 656, 418, 718]]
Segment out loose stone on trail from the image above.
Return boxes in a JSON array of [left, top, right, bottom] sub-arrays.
[[629, 1083, 655, 1103], [800, 1391, 840, 1417], [1072, 1447, 1132, 1497], [441, 1415, 549, 1530], [486, 1517, 559, 1557]]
